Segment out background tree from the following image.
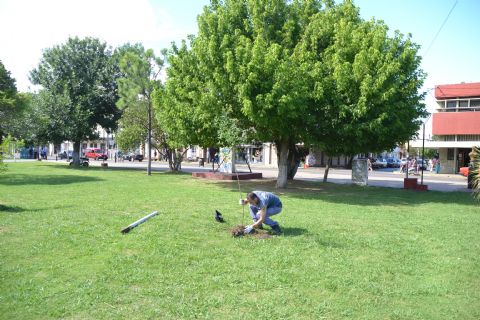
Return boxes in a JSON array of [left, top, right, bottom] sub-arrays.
[[115, 103, 183, 170], [0, 61, 30, 171], [163, 0, 322, 188], [0, 60, 17, 144], [0, 60, 29, 144], [0, 135, 13, 173], [412, 147, 438, 160], [30, 37, 121, 165], [116, 45, 164, 175], [163, 0, 426, 188], [303, 2, 426, 181], [156, 38, 254, 171], [22, 91, 66, 149]]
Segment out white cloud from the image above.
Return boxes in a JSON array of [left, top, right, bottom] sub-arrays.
[[0, 0, 194, 91]]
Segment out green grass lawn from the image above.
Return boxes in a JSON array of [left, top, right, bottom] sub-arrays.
[[1, 162, 479, 319]]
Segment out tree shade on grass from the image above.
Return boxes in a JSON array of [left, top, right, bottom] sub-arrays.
[[1, 162, 479, 319]]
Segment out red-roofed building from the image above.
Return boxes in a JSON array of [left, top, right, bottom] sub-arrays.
[[431, 82, 480, 173]]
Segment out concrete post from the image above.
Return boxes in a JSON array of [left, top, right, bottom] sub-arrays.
[[352, 159, 368, 186]]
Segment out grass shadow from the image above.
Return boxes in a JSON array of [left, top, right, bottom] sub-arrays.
[[0, 204, 72, 214], [281, 227, 308, 237], [0, 174, 103, 186], [0, 204, 26, 213], [208, 178, 477, 207]]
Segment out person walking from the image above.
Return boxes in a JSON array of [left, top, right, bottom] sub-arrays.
[[241, 191, 283, 235], [367, 158, 373, 171]]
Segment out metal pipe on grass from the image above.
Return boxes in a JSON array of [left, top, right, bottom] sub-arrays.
[[121, 211, 159, 234]]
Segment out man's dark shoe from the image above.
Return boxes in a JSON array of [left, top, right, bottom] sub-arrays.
[[270, 224, 282, 235]]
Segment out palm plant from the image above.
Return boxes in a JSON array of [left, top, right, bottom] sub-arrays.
[[470, 146, 480, 200]]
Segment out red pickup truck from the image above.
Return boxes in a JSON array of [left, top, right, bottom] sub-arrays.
[[84, 148, 108, 160]]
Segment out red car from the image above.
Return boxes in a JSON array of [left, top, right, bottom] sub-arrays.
[[459, 167, 469, 177], [84, 148, 108, 160]]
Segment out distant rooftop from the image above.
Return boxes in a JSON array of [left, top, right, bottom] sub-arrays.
[[435, 82, 480, 99]]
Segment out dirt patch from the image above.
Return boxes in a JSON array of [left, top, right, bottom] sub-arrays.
[[253, 232, 273, 239], [230, 225, 246, 237], [230, 225, 273, 239]]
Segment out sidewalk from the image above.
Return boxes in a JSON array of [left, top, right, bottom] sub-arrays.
[[81, 159, 470, 193], [236, 164, 469, 192], [24, 157, 470, 193]]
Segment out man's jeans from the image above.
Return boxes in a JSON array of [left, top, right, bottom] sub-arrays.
[[249, 205, 282, 227]]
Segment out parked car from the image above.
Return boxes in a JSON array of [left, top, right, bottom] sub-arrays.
[[459, 166, 469, 177], [123, 153, 144, 162], [386, 158, 401, 168], [131, 154, 144, 161], [120, 152, 131, 161], [373, 158, 387, 169], [84, 148, 108, 160]]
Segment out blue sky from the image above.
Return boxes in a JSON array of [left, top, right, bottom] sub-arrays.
[[1, 0, 479, 121]]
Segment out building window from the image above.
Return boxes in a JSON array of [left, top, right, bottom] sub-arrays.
[[437, 135, 455, 141], [457, 135, 480, 141], [447, 148, 454, 160], [471, 99, 480, 111], [446, 101, 456, 112], [458, 100, 469, 111], [82, 143, 87, 149], [100, 143, 105, 150]]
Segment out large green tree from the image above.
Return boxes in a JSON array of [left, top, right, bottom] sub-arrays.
[[0, 60, 17, 143], [163, 0, 319, 187], [116, 45, 164, 175], [115, 102, 184, 170], [157, 39, 251, 157], [304, 3, 426, 180], [0, 60, 28, 144], [30, 37, 121, 165], [163, 0, 426, 188]]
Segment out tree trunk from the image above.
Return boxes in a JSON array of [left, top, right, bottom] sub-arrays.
[[345, 156, 354, 169], [165, 148, 184, 171], [72, 141, 81, 166], [287, 143, 301, 180], [276, 140, 289, 188], [166, 148, 174, 171], [147, 102, 152, 176], [323, 157, 332, 182]]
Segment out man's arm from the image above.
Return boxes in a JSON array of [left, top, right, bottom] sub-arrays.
[[252, 208, 266, 228]]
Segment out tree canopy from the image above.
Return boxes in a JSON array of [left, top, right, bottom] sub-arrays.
[[163, 0, 426, 188], [115, 44, 165, 175], [0, 60, 28, 144], [30, 37, 121, 164], [305, 3, 426, 158]]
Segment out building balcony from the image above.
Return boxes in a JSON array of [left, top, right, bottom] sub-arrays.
[[432, 112, 480, 135]]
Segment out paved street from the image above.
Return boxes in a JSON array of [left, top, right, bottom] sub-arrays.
[[35, 158, 470, 193]]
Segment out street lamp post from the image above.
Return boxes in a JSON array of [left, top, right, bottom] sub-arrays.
[[421, 122, 426, 185], [405, 141, 409, 179]]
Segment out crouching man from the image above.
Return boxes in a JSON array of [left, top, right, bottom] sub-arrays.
[[241, 191, 282, 235]]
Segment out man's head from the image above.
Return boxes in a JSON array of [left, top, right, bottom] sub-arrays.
[[246, 192, 260, 205]]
